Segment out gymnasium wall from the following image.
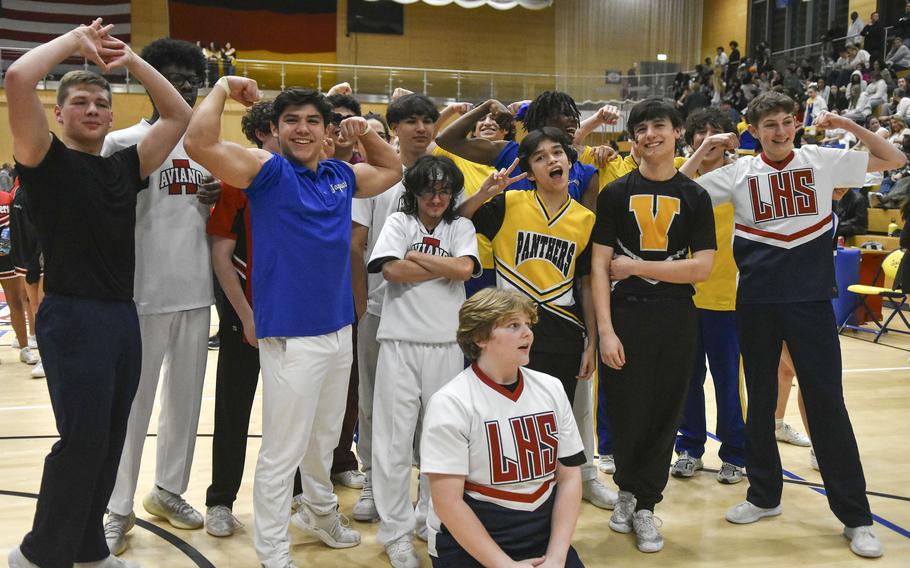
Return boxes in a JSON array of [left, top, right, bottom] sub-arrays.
[[0, 90, 252, 164], [701, 0, 748, 62], [849, 0, 878, 20], [334, 0, 556, 75]]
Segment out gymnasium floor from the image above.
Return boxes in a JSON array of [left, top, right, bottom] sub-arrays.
[[0, 306, 908, 567]]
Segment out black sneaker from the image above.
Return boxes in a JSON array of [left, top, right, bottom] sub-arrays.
[[208, 335, 220, 350]]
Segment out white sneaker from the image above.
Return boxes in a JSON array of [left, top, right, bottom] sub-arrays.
[[352, 483, 379, 522], [206, 505, 243, 537], [775, 422, 811, 447], [598, 454, 615, 474], [384, 534, 420, 568], [670, 451, 703, 478], [104, 510, 135, 555], [844, 525, 884, 558], [609, 490, 636, 533], [8, 547, 39, 568], [331, 469, 366, 489], [28, 335, 37, 349], [30, 361, 45, 379], [19, 347, 38, 365], [142, 486, 203, 529], [810, 448, 819, 471], [582, 478, 617, 510], [725, 501, 782, 524], [291, 503, 361, 548], [632, 510, 664, 553]]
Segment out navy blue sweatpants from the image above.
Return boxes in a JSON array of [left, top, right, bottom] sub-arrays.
[[675, 309, 746, 467], [20, 294, 142, 568], [736, 301, 872, 528]]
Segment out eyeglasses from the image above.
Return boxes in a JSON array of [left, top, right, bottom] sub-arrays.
[[416, 188, 454, 199], [330, 112, 357, 126], [164, 73, 203, 88]]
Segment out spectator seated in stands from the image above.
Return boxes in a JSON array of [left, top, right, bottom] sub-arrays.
[[886, 37, 910, 72], [833, 187, 869, 238]]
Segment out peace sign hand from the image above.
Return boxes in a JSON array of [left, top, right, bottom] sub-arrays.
[[479, 158, 527, 197]]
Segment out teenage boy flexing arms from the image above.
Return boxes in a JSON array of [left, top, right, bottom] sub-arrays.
[[693, 91, 903, 559], [591, 99, 716, 553], [6, 19, 191, 568], [185, 82, 401, 567]]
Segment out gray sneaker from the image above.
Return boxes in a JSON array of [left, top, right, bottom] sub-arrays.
[[582, 478, 617, 510], [670, 451, 703, 478], [206, 505, 243, 537], [632, 510, 664, 553], [716, 462, 744, 484], [352, 483, 379, 522], [291, 503, 361, 548], [598, 454, 615, 474], [609, 490, 636, 533], [142, 486, 203, 529], [385, 534, 420, 568], [725, 501, 782, 524], [104, 510, 135, 555], [331, 469, 366, 489], [844, 525, 884, 558]]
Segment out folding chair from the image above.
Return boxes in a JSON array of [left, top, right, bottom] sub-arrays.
[[839, 250, 910, 342]]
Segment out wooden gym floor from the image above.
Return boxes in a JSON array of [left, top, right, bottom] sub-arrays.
[[0, 306, 908, 567]]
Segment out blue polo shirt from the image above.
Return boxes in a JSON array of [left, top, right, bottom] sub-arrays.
[[245, 154, 356, 338], [493, 140, 596, 201]]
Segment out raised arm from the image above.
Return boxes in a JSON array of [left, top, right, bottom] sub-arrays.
[[340, 117, 402, 198], [572, 104, 620, 146], [184, 76, 270, 189], [104, 38, 192, 178], [6, 19, 114, 166], [435, 99, 512, 165], [814, 111, 908, 172], [678, 133, 738, 179]]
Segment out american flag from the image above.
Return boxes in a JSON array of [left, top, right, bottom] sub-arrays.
[[1, 0, 131, 52]]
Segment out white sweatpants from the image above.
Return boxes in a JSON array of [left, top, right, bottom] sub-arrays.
[[253, 327, 353, 568], [372, 340, 463, 545], [356, 312, 381, 483], [573, 376, 598, 482], [108, 307, 210, 515]]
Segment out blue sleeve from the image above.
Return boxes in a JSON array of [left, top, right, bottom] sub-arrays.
[[245, 154, 284, 200], [569, 163, 596, 202], [494, 141, 534, 190]]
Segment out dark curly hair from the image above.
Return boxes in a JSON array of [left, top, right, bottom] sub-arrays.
[[241, 100, 274, 148], [271, 88, 333, 126], [140, 38, 205, 76], [399, 155, 463, 223], [522, 91, 580, 134]]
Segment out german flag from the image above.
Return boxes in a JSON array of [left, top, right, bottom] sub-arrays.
[[168, 0, 336, 54]]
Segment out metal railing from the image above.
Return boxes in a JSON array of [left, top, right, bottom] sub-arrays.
[[0, 45, 684, 104]]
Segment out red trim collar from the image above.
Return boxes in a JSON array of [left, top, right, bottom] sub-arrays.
[[760, 151, 795, 170], [472, 362, 523, 402]]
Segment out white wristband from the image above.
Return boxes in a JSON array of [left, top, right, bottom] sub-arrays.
[[215, 76, 230, 96]]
